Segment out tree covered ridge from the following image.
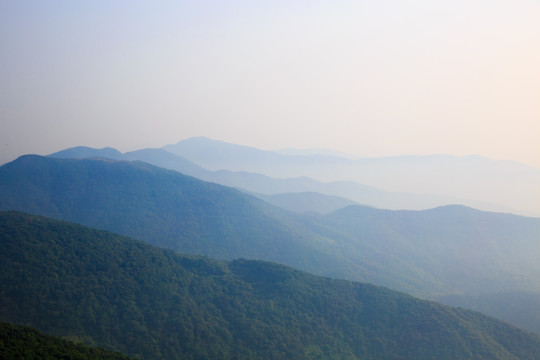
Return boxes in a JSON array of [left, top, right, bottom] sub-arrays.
[[2, 211, 540, 359], [0, 321, 133, 360]]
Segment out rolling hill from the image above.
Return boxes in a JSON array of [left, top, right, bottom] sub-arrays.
[[2, 211, 540, 360]]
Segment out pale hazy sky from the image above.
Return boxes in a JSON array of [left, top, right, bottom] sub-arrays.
[[1, 0, 539, 167]]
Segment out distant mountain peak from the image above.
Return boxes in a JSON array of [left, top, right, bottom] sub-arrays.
[[48, 146, 123, 160], [164, 136, 266, 153]]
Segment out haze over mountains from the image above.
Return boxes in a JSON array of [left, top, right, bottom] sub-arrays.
[[49, 136, 540, 216], [2, 211, 540, 360], [164, 137, 540, 217], [4, 0, 540, 357], [50, 145, 460, 214], [2, 152, 540, 335]]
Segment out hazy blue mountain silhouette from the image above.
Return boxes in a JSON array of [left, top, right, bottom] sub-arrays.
[[164, 137, 540, 216], [50, 146, 208, 177], [322, 204, 540, 296], [50, 146, 124, 160], [251, 191, 359, 214], [49, 145, 512, 214], [162, 136, 351, 173]]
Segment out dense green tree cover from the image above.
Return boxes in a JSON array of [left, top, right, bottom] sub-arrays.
[[2, 211, 540, 360], [253, 191, 358, 215], [0, 322, 133, 360]]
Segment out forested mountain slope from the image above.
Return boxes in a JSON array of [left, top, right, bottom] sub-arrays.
[[2, 211, 540, 360], [0, 322, 133, 360]]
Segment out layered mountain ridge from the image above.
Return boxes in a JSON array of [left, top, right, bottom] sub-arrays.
[[50, 140, 532, 215], [163, 137, 540, 217], [2, 153, 540, 334]]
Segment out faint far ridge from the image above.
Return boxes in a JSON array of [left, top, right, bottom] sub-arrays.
[[275, 147, 363, 160]]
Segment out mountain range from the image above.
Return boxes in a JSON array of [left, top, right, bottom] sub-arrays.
[[49, 141, 531, 215], [164, 137, 540, 217], [2, 211, 540, 360], [1, 154, 540, 334]]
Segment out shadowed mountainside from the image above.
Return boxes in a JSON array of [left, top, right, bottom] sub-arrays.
[[0, 322, 133, 360]]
